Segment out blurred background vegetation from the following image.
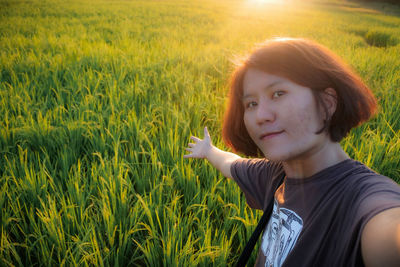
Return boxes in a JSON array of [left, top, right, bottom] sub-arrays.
[[1, 0, 399, 266]]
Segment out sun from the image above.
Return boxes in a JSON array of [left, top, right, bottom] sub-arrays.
[[249, 0, 283, 4], [239, 0, 287, 13]]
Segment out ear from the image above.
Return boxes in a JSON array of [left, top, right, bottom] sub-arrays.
[[321, 88, 337, 119]]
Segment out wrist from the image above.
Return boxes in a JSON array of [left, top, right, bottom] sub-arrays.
[[204, 143, 217, 160]]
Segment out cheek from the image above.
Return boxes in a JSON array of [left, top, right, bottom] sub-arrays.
[[243, 113, 250, 133], [285, 99, 320, 135], [243, 113, 259, 142], [243, 113, 253, 132]]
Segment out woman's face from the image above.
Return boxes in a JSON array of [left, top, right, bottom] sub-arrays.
[[242, 68, 329, 162]]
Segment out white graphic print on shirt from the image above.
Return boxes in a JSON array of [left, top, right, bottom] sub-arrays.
[[261, 199, 303, 267]]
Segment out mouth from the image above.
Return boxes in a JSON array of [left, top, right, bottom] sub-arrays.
[[259, 130, 284, 140]]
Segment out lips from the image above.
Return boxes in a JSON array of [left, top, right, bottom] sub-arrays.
[[259, 130, 284, 140]]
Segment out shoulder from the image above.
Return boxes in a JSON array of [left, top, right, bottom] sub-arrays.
[[231, 157, 270, 167], [230, 158, 284, 210], [231, 158, 283, 179], [341, 161, 400, 195], [345, 163, 400, 224], [347, 162, 400, 266], [361, 207, 400, 267]]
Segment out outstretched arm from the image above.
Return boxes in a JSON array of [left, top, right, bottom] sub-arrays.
[[184, 127, 241, 179], [361, 207, 400, 267]]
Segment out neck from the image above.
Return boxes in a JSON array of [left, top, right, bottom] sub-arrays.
[[282, 142, 350, 179]]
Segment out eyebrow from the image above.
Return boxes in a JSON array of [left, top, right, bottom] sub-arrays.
[[242, 80, 284, 100]]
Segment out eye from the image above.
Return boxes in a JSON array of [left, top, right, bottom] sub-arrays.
[[245, 101, 258, 109], [272, 91, 285, 99]]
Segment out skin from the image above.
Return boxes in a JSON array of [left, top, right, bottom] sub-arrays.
[[361, 207, 400, 267], [184, 68, 400, 266], [183, 126, 240, 179], [241, 68, 348, 178]]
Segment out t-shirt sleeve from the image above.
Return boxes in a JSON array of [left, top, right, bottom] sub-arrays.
[[356, 175, 400, 228], [230, 158, 283, 210], [348, 173, 400, 260]]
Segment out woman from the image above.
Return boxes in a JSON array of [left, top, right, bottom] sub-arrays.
[[184, 38, 400, 266]]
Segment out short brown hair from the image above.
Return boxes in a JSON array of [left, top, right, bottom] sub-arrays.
[[222, 38, 377, 157]]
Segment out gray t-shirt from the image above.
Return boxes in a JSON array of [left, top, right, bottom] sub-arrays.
[[231, 158, 400, 267]]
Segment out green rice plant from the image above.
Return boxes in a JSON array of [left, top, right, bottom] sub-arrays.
[[0, 0, 399, 265], [364, 29, 398, 47]]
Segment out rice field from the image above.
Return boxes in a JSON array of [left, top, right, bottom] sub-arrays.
[[1, 0, 399, 265]]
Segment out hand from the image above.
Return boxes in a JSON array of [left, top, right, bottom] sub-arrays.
[[184, 127, 213, 159]]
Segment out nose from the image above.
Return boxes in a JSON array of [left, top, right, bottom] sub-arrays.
[[255, 101, 275, 124]]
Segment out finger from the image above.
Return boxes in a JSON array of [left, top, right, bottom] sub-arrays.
[[190, 136, 201, 142], [188, 143, 195, 147], [185, 148, 192, 152], [204, 126, 210, 138]]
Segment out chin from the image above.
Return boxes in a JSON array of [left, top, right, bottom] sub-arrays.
[[262, 147, 299, 162], [262, 152, 289, 162]]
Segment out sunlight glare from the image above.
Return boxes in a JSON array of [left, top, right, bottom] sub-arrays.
[[249, 0, 283, 5]]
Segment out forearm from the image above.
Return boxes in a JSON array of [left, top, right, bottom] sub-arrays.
[[206, 145, 241, 179], [184, 127, 241, 179]]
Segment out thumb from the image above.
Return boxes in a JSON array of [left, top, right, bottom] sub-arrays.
[[204, 126, 211, 139]]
